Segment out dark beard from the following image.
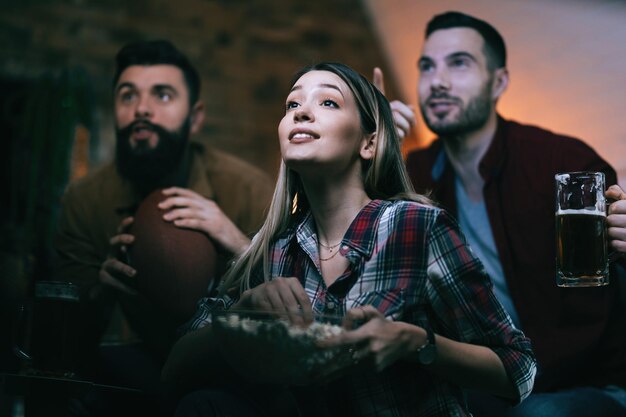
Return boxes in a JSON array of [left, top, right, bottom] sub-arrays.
[[420, 82, 492, 137], [115, 118, 190, 191]]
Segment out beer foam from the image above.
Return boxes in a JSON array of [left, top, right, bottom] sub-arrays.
[[556, 208, 606, 217], [555, 173, 570, 184]]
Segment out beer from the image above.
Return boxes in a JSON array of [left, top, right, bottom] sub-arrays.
[[15, 281, 81, 378], [556, 210, 608, 286], [555, 171, 608, 287]]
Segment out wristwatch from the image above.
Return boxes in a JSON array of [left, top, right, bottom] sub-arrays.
[[416, 326, 437, 365]]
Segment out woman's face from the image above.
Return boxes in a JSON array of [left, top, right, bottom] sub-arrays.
[[278, 70, 373, 177]]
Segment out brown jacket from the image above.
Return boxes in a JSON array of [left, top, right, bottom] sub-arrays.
[[53, 138, 273, 357]]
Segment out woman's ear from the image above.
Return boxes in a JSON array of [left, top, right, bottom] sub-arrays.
[[189, 101, 206, 134], [360, 133, 377, 160]]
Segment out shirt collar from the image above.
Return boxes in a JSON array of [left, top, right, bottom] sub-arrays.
[[477, 114, 508, 181], [430, 114, 508, 183], [185, 138, 215, 199], [289, 199, 391, 259], [431, 148, 448, 182]]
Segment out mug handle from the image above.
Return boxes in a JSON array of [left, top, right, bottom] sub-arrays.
[[12, 304, 32, 361]]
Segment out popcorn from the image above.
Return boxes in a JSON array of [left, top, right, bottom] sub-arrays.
[[214, 313, 352, 384]]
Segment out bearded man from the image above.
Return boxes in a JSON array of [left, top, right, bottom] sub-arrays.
[[381, 11, 626, 417], [52, 40, 273, 416], [374, 11, 626, 417]]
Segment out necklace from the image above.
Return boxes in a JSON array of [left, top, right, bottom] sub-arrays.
[[319, 249, 341, 262], [318, 238, 342, 262], [319, 240, 341, 252]]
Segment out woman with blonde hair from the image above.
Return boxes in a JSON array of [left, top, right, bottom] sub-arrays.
[[163, 62, 536, 417]]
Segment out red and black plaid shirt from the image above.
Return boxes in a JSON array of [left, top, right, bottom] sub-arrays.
[[190, 199, 536, 416]]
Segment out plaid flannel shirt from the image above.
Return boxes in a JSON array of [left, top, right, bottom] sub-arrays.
[[188, 199, 536, 416]]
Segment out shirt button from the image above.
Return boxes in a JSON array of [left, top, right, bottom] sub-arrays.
[[326, 301, 336, 310]]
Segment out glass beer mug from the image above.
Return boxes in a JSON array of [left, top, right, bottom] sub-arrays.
[[555, 171, 609, 287], [13, 280, 81, 378]]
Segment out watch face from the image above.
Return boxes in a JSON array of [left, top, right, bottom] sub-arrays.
[[419, 344, 436, 365]]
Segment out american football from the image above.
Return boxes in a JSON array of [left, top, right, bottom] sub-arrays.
[[128, 189, 217, 324]]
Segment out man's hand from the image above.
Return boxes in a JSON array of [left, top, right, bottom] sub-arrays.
[[232, 277, 314, 327], [98, 216, 138, 296], [159, 187, 251, 256], [606, 184, 626, 255], [372, 67, 416, 141]]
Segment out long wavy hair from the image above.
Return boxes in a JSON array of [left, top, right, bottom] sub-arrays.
[[218, 62, 432, 294]]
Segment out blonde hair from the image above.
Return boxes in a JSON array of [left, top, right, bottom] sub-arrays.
[[218, 62, 432, 294]]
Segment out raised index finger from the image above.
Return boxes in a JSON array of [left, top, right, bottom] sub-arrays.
[[372, 67, 385, 95]]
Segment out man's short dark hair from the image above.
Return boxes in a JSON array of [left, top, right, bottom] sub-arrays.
[[112, 39, 201, 105], [426, 11, 506, 70]]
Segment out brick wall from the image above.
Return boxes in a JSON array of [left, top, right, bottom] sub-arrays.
[[0, 0, 397, 179]]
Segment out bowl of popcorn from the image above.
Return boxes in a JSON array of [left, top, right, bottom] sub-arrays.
[[212, 309, 358, 386]]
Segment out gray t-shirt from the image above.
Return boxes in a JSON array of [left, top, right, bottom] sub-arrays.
[[455, 178, 521, 329]]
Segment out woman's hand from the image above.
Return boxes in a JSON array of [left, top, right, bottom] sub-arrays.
[[232, 277, 313, 326], [318, 305, 428, 371], [159, 187, 251, 256]]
